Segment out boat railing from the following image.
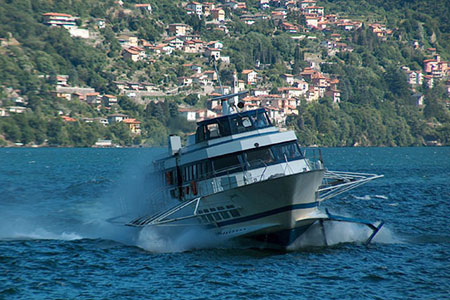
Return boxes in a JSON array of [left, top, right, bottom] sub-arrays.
[[303, 148, 324, 171], [196, 159, 299, 196]]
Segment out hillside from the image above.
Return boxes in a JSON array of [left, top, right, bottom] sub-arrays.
[[0, 0, 449, 147]]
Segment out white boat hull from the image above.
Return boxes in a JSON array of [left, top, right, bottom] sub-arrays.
[[202, 169, 325, 248]]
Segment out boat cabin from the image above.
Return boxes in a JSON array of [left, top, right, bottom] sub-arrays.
[[195, 108, 271, 143]]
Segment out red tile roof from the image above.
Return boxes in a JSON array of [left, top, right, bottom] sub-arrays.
[[43, 12, 73, 17]]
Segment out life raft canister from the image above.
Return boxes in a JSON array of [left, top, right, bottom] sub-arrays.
[[190, 181, 198, 195], [165, 171, 172, 185]]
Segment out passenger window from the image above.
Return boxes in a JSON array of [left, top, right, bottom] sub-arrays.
[[241, 116, 252, 128], [245, 147, 274, 167], [213, 154, 241, 173], [272, 142, 303, 161], [220, 211, 230, 219], [206, 123, 220, 139]]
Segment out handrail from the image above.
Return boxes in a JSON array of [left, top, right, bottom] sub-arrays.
[[318, 171, 383, 202]]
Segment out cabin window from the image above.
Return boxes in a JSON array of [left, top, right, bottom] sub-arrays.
[[196, 125, 206, 142], [230, 115, 248, 134], [217, 118, 232, 136], [192, 164, 197, 180], [169, 188, 178, 198], [206, 123, 220, 139], [213, 153, 241, 173], [220, 211, 230, 219], [272, 142, 303, 161], [244, 147, 275, 168], [180, 160, 213, 183], [242, 116, 252, 128], [253, 110, 270, 128], [206, 214, 215, 222], [230, 209, 240, 217], [196, 109, 272, 143]]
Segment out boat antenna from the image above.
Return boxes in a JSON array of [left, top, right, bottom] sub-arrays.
[[212, 57, 224, 96], [211, 56, 248, 115], [212, 57, 231, 115]]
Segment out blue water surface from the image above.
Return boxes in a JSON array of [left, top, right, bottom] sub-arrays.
[[0, 147, 449, 299]]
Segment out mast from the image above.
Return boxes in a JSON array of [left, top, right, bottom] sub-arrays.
[[212, 57, 247, 116]]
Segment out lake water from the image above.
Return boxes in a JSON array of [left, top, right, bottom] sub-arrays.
[[0, 147, 449, 299]]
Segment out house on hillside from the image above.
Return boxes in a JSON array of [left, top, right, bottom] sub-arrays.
[[281, 74, 294, 85], [187, 2, 203, 17], [204, 70, 218, 81], [205, 48, 221, 60], [61, 115, 77, 122], [177, 76, 193, 86], [211, 8, 225, 22], [242, 70, 258, 85], [123, 118, 141, 135], [206, 41, 223, 49], [135, 3, 152, 13], [202, 2, 215, 17], [304, 6, 324, 16], [8, 106, 27, 114], [281, 22, 299, 33], [278, 87, 307, 99], [118, 35, 138, 47], [107, 114, 128, 124], [168, 23, 190, 36], [42, 12, 76, 28], [85, 92, 100, 105], [123, 46, 146, 62], [178, 108, 198, 122], [164, 37, 184, 50], [102, 95, 118, 107], [183, 63, 202, 73], [300, 0, 317, 10], [325, 89, 341, 103], [183, 39, 204, 53]]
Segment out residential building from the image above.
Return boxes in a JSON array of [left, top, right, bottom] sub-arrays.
[[107, 114, 128, 124], [304, 6, 324, 16], [123, 46, 146, 62], [187, 2, 203, 16], [325, 89, 341, 103], [242, 70, 258, 84], [7, 106, 27, 114], [300, 0, 317, 10], [278, 87, 307, 98], [42, 12, 76, 28], [183, 63, 202, 73], [206, 41, 223, 49], [0, 107, 9, 117], [118, 35, 138, 47], [204, 70, 218, 81], [102, 95, 118, 107], [211, 8, 225, 22], [177, 76, 193, 86], [205, 48, 221, 60], [281, 74, 294, 85], [179, 108, 198, 122], [135, 3, 152, 13], [168, 23, 190, 36], [123, 118, 141, 135], [183, 39, 204, 53], [61, 115, 77, 122], [85, 92, 100, 105]]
